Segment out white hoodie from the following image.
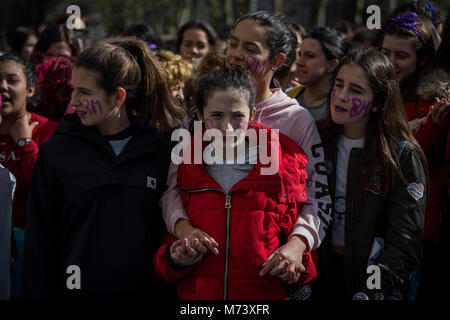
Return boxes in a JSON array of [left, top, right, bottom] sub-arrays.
[[161, 89, 332, 251]]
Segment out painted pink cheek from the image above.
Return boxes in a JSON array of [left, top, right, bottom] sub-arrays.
[[238, 120, 248, 129]]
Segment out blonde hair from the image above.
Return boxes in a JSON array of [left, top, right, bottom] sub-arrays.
[[155, 50, 193, 91]]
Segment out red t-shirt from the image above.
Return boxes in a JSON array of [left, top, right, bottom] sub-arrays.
[[0, 112, 58, 229]]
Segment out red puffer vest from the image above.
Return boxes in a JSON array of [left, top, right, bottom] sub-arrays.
[[154, 121, 316, 299]]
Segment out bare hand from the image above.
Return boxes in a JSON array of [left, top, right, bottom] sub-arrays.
[[408, 116, 428, 135], [174, 219, 219, 255], [431, 98, 450, 128], [260, 235, 307, 285], [9, 112, 38, 144], [170, 238, 204, 266]]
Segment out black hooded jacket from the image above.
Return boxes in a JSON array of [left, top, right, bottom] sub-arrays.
[[22, 114, 174, 299]]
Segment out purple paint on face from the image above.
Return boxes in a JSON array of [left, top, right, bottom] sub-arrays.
[[349, 98, 371, 118], [0, 95, 2, 109], [90, 100, 103, 114], [238, 120, 248, 129], [81, 98, 93, 115], [205, 118, 215, 129], [245, 55, 266, 77]]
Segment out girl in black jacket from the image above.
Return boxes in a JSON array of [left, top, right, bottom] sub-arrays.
[[315, 48, 428, 300], [21, 38, 184, 299]]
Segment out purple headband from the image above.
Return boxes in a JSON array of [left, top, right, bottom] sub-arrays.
[[386, 12, 424, 41], [148, 43, 157, 50]]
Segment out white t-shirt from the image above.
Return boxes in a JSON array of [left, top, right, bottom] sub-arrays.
[[332, 135, 364, 247]]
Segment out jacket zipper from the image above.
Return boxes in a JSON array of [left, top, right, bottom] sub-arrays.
[[180, 188, 232, 300], [223, 194, 232, 300]]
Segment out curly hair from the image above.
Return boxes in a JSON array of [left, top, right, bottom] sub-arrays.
[[154, 50, 193, 92]]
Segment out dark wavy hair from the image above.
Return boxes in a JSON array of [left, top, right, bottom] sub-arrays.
[[0, 53, 40, 111], [196, 66, 255, 117], [233, 11, 296, 88]]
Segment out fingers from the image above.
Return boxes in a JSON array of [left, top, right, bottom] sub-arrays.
[[260, 251, 282, 276], [30, 121, 39, 130]]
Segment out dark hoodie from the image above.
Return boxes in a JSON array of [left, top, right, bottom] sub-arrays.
[[22, 114, 175, 300]]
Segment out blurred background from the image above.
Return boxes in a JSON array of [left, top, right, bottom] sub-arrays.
[[1, 0, 449, 42]]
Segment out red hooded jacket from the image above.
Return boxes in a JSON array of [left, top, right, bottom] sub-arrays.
[[154, 122, 317, 300]]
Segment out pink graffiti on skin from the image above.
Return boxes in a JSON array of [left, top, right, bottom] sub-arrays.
[[349, 98, 371, 118], [246, 55, 266, 77], [238, 120, 248, 129]]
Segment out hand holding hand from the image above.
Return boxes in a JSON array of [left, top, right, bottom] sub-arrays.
[[260, 235, 308, 285]]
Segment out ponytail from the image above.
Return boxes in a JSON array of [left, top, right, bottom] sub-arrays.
[[74, 38, 184, 132]]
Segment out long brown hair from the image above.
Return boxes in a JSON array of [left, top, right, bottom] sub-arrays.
[[74, 37, 184, 132], [319, 48, 428, 200], [378, 13, 439, 102]]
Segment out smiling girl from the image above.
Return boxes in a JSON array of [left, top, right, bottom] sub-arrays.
[[154, 67, 316, 300], [286, 27, 348, 121], [315, 48, 428, 300], [21, 38, 183, 299], [0, 53, 57, 230]]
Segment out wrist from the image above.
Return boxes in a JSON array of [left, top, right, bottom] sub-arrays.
[[174, 218, 193, 239], [288, 234, 308, 253], [15, 137, 33, 147]]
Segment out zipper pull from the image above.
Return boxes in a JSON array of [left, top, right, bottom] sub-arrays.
[[225, 194, 231, 209]]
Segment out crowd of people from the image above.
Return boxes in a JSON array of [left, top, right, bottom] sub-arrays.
[[0, 0, 448, 301]]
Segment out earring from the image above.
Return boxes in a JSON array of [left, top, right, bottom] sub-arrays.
[[117, 107, 121, 119], [271, 66, 276, 71]]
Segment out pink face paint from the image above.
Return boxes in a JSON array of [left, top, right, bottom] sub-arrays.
[[205, 118, 215, 129], [238, 120, 248, 129]]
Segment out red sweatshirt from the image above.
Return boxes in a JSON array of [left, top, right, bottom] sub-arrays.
[[0, 112, 58, 229]]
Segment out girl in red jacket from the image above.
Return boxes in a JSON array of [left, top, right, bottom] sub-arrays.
[[0, 53, 57, 230], [0, 53, 57, 299], [154, 67, 316, 300]]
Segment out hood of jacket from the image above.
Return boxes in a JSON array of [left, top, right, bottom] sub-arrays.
[[416, 67, 450, 100]]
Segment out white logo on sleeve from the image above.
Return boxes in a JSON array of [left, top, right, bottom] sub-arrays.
[[407, 182, 424, 201], [147, 176, 157, 189]]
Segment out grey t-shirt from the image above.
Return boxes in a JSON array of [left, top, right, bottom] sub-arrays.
[[296, 92, 328, 121], [205, 146, 258, 194], [106, 126, 134, 157]]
